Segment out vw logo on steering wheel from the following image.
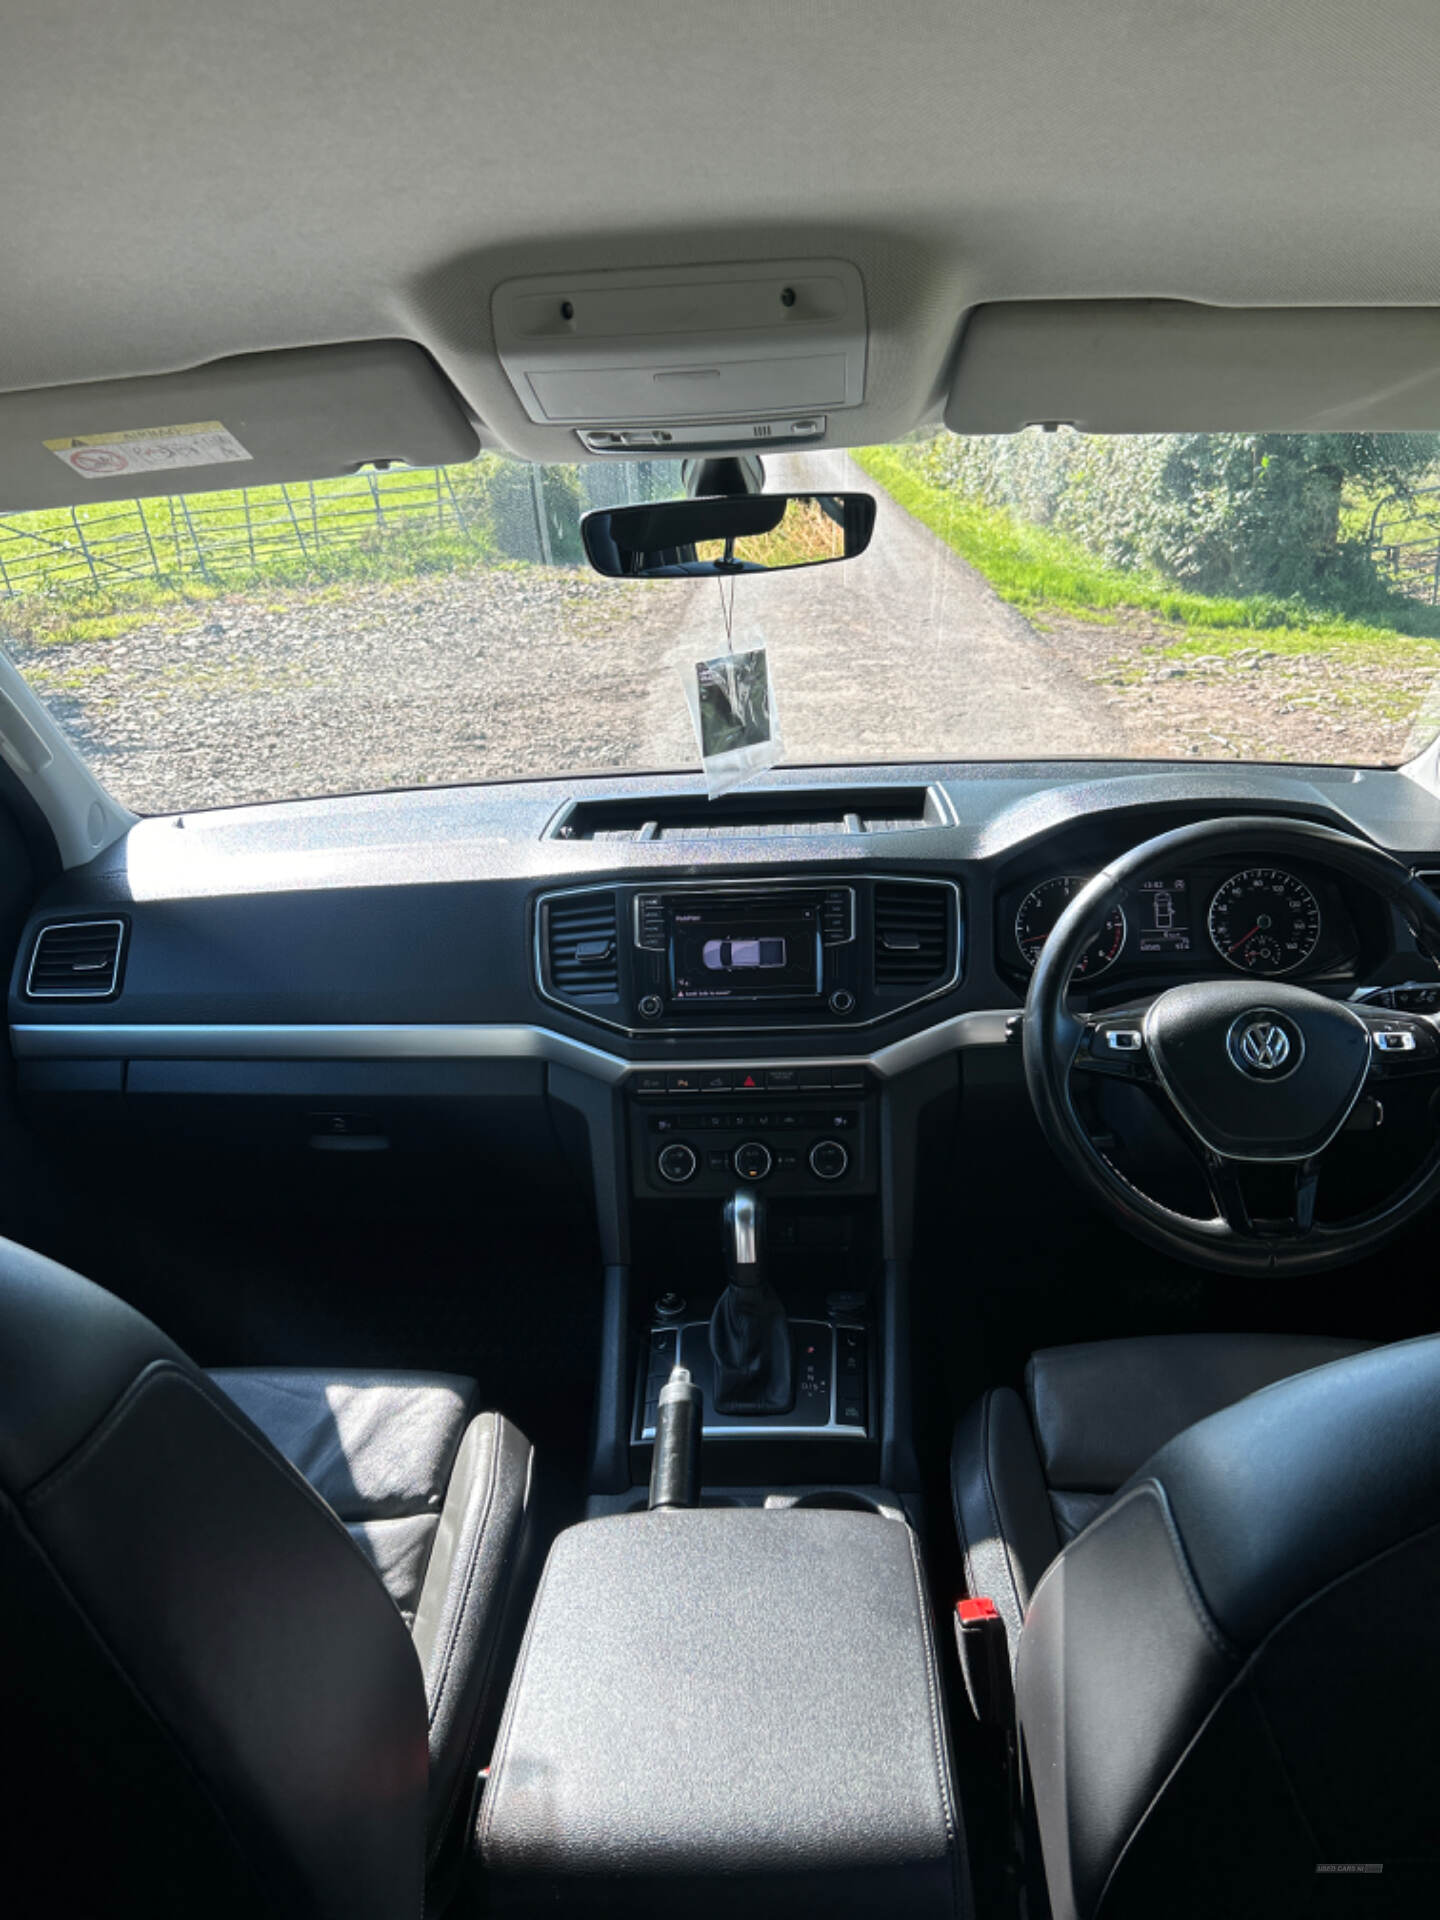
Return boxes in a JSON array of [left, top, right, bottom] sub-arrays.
[[1227, 1011, 1303, 1079]]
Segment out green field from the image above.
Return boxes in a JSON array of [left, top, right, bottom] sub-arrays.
[[0, 458, 594, 650]]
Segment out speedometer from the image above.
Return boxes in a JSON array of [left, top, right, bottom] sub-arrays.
[[1015, 876, 1126, 978], [1207, 868, 1322, 974]]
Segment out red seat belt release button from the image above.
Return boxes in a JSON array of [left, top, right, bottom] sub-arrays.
[[954, 1597, 1012, 1725]]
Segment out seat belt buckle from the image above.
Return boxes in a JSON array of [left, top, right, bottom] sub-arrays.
[[954, 1596, 1013, 1726]]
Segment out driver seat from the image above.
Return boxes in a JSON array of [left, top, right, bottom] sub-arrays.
[[995, 1334, 1440, 1918], [950, 1331, 1370, 1668]]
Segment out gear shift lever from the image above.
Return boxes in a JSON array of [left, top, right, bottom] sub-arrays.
[[708, 1188, 794, 1415]]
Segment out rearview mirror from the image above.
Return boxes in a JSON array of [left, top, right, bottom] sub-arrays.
[[581, 491, 876, 579]]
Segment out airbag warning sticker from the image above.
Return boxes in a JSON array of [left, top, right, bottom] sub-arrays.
[[44, 421, 253, 479]]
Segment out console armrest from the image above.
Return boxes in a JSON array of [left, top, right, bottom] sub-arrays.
[[477, 1507, 967, 1916]]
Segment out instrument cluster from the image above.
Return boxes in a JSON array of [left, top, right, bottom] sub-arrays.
[[1000, 860, 1356, 986]]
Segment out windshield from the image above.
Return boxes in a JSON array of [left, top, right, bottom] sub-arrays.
[[4, 431, 1440, 814]]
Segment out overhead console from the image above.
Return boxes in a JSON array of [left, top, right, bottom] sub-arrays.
[[493, 259, 867, 457], [536, 873, 961, 1036]]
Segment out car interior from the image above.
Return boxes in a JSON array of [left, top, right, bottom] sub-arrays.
[[6, 5, 1440, 1918]]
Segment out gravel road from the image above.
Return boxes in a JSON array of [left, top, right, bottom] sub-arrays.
[[636, 449, 1115, 767]]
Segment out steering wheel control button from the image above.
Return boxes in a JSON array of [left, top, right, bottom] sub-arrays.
[[1361, 1012, 1437, 1073], [733, 1141, 773, 1181], [1106, 1029, 1143, 1051], [657, 1142, 699, 1184], [1373, 1028, 1418, 1052], [809, 1139, 849, 1181]]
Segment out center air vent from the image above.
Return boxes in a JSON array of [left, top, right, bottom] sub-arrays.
[[873, 883, 954, 987], [26, 919, 126, 999], [543, 892, 619, 1002]]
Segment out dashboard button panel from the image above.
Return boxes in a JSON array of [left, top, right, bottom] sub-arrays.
[[630, 1071, 873, 1198]]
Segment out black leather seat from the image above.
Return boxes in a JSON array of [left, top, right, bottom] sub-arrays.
[[1013, 1335, 1440, 1917], [950, 1331, 1370, 1665], [0, 1237, 535, 1918]]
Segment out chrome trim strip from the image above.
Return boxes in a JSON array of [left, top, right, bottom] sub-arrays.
[[10, 1007, 1015, 1078]]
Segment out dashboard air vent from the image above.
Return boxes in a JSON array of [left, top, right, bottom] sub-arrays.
[[873, 883, 952, 987], [26, 919, 126, 999], [544, 892, 620, 1001], [547, 786, 951, 842]]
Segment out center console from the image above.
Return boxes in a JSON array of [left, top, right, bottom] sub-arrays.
[[539, 870, 961, 1503]]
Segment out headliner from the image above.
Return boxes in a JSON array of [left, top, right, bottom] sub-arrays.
[[5, 0, 1440, 458]]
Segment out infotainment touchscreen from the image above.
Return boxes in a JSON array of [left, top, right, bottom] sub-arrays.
[[670, 896, 823, 1002]]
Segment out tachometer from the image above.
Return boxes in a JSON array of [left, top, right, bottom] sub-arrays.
[[1207, 868, 1321, 974], [1015, 876, 1126, 978]]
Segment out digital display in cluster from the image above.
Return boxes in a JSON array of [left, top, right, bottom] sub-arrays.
[[1135, 876, 1192, 954]]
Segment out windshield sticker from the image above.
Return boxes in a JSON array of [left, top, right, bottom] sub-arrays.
[[680, 631, 784, 797], [44, 421, 253, 479]]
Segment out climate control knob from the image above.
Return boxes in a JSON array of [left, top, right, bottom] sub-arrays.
[[733, 1141, 773, 1182], [657, 1142, 699, 1184], [809, 1139, 849, 1182]]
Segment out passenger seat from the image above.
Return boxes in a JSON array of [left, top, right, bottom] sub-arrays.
[[0, 1236, 535, 1919], [212, 1368, 536, 1875]]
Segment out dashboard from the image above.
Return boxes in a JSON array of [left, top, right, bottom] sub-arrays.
[[7, 760, 1440, 1134]]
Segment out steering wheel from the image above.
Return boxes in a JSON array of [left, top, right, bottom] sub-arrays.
[[1024, 816, 1440, 1274]]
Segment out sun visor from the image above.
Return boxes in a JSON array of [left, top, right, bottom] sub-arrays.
[[0, 341, 480, 511], [946, 301, 1440, 434]]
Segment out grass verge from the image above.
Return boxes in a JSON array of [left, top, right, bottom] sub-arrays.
[[853, 444, 1440, 667]]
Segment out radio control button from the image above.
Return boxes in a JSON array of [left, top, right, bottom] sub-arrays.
[[733, 1142, 773, 1181], [809, 1139, 849, 1181], [657, 1142, 699, 1184], [637, 995, 664, 1019], [828, 989, 857, 1016]]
